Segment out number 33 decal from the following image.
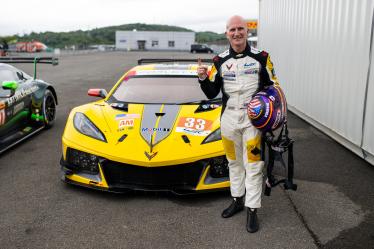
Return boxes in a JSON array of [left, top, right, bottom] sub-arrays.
[[185, 117, 206, 130]]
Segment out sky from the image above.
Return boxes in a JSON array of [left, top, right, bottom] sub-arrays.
[[0, 0, 259, 36]]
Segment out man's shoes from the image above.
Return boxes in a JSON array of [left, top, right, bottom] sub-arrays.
[[246, 208, 259, 233], [221, 196, 245, 218]]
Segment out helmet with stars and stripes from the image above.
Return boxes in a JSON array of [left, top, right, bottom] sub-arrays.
[[247, 85, 287, 132]]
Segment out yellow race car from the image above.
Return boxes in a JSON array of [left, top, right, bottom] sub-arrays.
[[60, 59, 229, 194]]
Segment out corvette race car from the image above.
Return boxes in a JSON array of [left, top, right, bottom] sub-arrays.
[[60, 58, 230, 194], [0, 57, 58, 154]]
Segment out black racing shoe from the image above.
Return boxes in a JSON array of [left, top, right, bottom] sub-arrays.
[[221, 196, 245, 218], [246, 208, 259, 233]]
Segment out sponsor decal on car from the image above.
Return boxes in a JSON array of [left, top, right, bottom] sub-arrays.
[[0, 101, 5, 110], [136, 70, 196, 76], [176, 117, 212, 136], [144, 151, 158, 161], [176, 127, 211, 136], [7, 86, 38, 106], [116, 113, 140, 130], [115, 113, 140, 119], [0, 108, 5, 125], [118, 119, 134, 129], [201, 104, 220, 110], [142, 127, 170, 132], [13, 101, 24, 114]]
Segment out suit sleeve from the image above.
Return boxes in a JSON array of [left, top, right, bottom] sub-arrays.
[[198, 58, 223, 99], [260, 52, 280, 87]]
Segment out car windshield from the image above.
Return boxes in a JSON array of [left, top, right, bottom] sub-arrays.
[[108, 76, 221, 104]]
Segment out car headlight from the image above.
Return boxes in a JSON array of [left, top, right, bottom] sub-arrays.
[[202, 128, 221, 144], [73, 112, 107, 142]]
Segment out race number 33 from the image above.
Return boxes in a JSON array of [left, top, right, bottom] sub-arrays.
[[178, 117, 212, 131]]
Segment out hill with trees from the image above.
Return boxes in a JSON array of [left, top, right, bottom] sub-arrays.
[[1, 23, 226, 49]]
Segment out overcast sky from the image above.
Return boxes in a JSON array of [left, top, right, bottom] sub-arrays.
[[0, 0, 259, 36]]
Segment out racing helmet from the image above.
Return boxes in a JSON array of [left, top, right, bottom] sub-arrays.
[[247, 85, 287, 132]]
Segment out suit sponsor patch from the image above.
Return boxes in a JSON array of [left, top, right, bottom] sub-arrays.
[[223, 71, 236, 81], [222, 71, 236, 77], [244, 69, 259, 75], [244, 62, 256, 68]]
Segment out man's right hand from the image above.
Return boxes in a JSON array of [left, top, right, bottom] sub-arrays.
[[197, 58, 208, 81]]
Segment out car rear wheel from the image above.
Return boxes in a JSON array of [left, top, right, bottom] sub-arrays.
[[43, 89, 56, 128], [192, 50, 197, 54]]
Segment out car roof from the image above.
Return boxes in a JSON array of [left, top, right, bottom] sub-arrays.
[[0, 63, 16, 70]]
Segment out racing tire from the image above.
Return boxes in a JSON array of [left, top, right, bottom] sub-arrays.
[[192, 50, 197, 54], [208, 50, 212, 54], [42, 89, 56, 129]]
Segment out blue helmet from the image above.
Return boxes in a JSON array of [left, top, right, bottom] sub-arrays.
[[247, 85, 287, 132]]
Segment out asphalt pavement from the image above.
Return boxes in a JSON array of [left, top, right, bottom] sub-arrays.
[[0, 51, 373, 249]]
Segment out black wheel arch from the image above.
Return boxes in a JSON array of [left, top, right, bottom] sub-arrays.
[[46, 86, 58, 105]]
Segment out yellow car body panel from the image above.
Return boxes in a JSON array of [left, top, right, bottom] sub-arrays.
[[61, 62, 229, 193]]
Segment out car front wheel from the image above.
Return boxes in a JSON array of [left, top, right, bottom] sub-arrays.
[[43, 89, 56, 128]]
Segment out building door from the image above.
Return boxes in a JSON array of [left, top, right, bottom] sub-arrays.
[[137, 40, 146, 50]]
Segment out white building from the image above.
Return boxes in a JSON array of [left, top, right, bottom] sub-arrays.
[[115, 31, 195, 51], [259, 0, 374, 166]]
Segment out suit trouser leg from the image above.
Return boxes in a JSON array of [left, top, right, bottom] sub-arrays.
[[221, 110, 246, 198], [221, 110, 264, 207], [242, 126, 264, 208]]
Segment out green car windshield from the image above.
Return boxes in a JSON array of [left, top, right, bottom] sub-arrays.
[[108, 76, 221, 104]]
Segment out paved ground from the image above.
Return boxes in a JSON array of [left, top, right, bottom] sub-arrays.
[[0, 51, 373, 249]]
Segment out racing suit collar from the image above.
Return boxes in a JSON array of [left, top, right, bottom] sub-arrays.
[[229, 42, 251, 58]]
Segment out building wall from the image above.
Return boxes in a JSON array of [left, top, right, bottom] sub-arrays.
[[259, 0, 374, 165], [116, 31, 195, 51]]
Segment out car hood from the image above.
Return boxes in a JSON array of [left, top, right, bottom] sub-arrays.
[[63, 100, 223, 166]]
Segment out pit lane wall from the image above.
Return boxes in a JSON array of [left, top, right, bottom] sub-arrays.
[[259, 0, 374, 166]]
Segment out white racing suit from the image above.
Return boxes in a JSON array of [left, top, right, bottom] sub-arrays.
[[199, 44, 278, 208]]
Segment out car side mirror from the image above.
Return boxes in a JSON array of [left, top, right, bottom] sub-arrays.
[[2, 81, 18, 91], [88, 88, 107, 98], [1, 81, 17, 98]]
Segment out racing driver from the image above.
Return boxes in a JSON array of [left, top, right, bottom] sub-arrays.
[[197, 15, 279, 233]]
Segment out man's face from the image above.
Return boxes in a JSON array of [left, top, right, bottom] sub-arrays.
[[225, 18, 248, 48]]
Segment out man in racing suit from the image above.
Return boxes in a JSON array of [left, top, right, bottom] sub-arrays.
[[197, 15, 278, 233]]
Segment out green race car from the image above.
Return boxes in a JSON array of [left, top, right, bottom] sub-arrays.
[[0, 57, 58, 154]]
